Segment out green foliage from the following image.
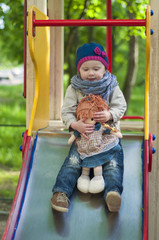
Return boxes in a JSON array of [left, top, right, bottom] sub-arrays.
[[127, 86, 144, 116], [63, 0, 149, 87], [0, 0, 149, 77], [0, 0, 24, 65], [113, 0, 148, 40]]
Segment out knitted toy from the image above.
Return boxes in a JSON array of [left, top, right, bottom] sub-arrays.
[[68, 95, 122, 194]]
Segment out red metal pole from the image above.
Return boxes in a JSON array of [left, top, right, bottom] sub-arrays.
[[33, 19, 146, 27], [2, 136, 32, 240], [23, 0, 27, 98], [144, 140, 149, 240], [106, 0, 112, 72], [122, 116, 144, 120]]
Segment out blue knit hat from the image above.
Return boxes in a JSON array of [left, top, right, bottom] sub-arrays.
[[75, 42, 109, 72]]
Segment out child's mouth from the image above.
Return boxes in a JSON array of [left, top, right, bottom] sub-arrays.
[[88, 78, 96, 81]]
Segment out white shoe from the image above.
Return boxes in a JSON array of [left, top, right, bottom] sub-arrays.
[[89, 176, 105, 194], [77, 175, 90, 193], [106, 191, 121, 212]]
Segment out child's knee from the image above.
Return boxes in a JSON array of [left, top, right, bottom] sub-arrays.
[[68, 154, 81, 168], [108, 159, 118, 169]]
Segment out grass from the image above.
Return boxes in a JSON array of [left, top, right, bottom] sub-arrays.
[[0, 127, 26, 170], [0, 84, 26, 199], [0, 170, 19, 198], [0, 85, 26, 125]]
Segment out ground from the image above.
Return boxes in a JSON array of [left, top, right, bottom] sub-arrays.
[[0, 200, 12, 239]]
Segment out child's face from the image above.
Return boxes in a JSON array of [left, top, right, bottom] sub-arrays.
[[79, 60, 106, 81]]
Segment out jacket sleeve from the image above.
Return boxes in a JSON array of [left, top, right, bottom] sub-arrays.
[[61, 85, 78, 129], [109, 86, 127, 123]]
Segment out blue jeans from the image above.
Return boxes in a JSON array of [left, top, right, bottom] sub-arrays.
[[52, 141, 124, 199]]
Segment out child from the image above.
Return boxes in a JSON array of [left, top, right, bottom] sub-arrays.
[[51, 42, 127, 213]]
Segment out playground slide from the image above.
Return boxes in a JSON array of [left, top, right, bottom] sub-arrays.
[[9, 131, 143, 240], [2, 5, 152, 239]]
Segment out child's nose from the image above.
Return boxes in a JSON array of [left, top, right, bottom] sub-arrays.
[[88, 70, 94, 75]]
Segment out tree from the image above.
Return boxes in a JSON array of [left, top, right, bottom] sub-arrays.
[[0, 0, 148, 112], [112, 0, 148, 111], [0, 0, 24, 65]]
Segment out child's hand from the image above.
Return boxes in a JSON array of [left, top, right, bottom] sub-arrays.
[[71, 119, 94, 139], [93, 110, 113, 123]]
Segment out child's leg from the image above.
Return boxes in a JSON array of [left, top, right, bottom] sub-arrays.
[[52, 141, 81, 198], [89, 166, 105, 193], [103, 142, 124, 212], [77, 167, 90, 193]]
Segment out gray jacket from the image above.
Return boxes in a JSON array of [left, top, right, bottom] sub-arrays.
[[62, 85, 127, 130]]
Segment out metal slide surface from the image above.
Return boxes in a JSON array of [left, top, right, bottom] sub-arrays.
[[14, 133, 143, 240]]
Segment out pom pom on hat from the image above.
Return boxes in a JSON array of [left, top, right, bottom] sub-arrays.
[[75, 42, 109, 72]]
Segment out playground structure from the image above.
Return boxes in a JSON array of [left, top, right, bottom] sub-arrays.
[[2, 0, 159, 239]]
